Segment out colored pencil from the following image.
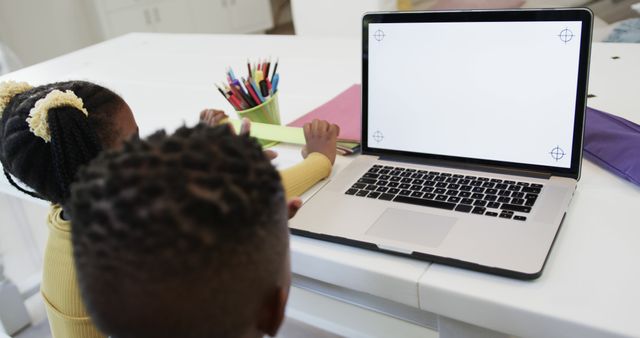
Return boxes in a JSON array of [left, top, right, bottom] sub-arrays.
[[265, 60, 271, 80], [271, 59, 279, 79], [244, 77, 262, 105], [249, 78, 265, 103]]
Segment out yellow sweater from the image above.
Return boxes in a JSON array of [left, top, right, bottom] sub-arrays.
[[280, 152, 332, 199], [41, 153, 332, 338], [41, 205, 104, 338]]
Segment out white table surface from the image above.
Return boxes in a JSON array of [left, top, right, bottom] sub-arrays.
[[0, 33, 638, 337]]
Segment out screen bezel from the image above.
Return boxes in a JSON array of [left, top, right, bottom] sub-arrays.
[[362, 8, 593, 180]]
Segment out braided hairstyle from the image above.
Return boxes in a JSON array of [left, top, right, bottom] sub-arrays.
[[0, 81, 123, 204], [70, 124, 288, 338]]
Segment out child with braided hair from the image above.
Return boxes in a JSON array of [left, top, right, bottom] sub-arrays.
[[0, 80, 137, 338], [0, 80, 339, 338]]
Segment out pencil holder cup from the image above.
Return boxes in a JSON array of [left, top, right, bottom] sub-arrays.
[[236, 93, 280, 146]]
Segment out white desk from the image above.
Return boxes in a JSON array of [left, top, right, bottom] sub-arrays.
[[1, 34, 638, 338]]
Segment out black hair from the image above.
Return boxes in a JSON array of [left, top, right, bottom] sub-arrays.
[[70, 124, 289, 338], [0, 81, 124, 204]]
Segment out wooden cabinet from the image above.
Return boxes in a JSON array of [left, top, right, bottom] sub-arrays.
[[93, 0, 273, 38], [189, 0, 233, 33], [101, 5, 152, 37], [148, 1, 194, 33], [227, 0, 273, 32]]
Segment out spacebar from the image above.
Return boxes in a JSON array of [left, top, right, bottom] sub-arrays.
[[393, 196, 456, 210]]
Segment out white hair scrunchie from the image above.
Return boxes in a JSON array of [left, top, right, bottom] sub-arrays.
[[27, 89, 89, 143], [0, 81, 33, 118]]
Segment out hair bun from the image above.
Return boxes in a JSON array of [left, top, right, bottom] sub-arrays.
[[0, 81, 33, 117], [27, 89, 89, 143]]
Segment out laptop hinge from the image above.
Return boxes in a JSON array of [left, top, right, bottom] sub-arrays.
[[377, 154, 553, 180]]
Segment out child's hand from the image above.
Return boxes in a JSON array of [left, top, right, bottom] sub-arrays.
[[199, 109, 228, 126], [214, 116, 280, 161], [287, 197, 302, 219], [301, 119, 340, 164]]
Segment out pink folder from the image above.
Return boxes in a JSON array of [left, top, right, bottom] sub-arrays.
[[288, 84, 361, 143]]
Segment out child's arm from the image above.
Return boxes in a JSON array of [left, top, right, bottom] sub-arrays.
[[280, 152, 332, 199], [199, 110, 339, 198], [280, 119, 339, 199]]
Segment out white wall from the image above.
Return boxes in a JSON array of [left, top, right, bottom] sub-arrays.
[[291, 0, 397, 37], [0, 0, 102, 67], [0, 0, 282, 67]]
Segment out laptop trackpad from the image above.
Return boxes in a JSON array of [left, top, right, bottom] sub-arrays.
[[366, 208, 455, 248]]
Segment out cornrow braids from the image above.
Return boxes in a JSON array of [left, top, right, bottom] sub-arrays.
[[70, 124, 288, 338], [0, 81, 123, 204], [3, 169, 42, 199]]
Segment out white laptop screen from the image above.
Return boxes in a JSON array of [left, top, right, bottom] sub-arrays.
[[367, 20, 583, 169]]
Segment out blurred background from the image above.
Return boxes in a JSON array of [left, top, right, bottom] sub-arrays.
[[0, 0, 639, 73]]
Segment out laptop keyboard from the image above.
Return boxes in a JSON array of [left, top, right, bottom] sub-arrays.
[[345, 165, 544, 221]]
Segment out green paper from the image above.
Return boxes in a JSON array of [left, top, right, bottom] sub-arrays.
[[228, 119, 306, 145], [337, 141, 360, 149]]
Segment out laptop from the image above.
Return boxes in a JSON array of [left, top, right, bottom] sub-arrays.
[[289, 8, 592, 280]]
